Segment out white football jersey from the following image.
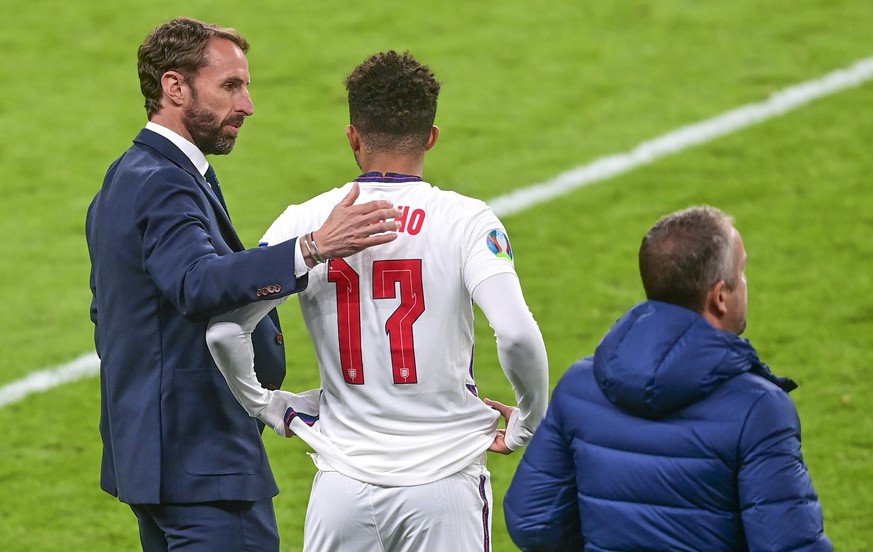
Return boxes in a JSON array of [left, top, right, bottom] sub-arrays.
[[260, 178, 517, 486]]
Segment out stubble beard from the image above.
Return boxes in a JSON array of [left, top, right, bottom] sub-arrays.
[[183, 90, 244, 156]]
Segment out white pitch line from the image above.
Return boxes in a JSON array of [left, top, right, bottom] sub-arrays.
[[0, 352, 100, 409], [488, 55, 873, 217], [3, 55, 873, 410]]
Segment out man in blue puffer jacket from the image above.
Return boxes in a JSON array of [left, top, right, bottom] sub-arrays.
[[504, 206, 832, 551]]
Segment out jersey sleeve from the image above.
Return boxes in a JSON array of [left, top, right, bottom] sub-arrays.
[[206, 297, 308, 435], [260, 204, 305, 247], [473, 273, 549, 450], [462, 204, 518, 293]]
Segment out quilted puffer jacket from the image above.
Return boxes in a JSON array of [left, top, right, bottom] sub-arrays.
[[504, 301, 832, 551]]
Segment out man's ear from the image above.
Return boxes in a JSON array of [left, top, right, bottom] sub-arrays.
[[706, 280, 729, 317], [424, 126, 440, 151], [160, 71, 187, 107], [346, 125, 361, 153]]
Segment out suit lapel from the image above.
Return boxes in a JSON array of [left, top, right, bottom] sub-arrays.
[[133, 129, 245, 251]]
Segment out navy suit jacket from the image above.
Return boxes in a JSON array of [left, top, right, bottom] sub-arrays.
[[86, 129, 306, 504]]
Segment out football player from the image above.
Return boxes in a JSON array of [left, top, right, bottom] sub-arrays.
[[207, 50, 548, 552]]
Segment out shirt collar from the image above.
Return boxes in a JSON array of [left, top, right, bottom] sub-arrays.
[[356, 171, 423, 183], [145, 121, 210, 177]]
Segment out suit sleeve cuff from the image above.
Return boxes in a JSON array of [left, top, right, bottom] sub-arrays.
[[293, 237, 311, 279]]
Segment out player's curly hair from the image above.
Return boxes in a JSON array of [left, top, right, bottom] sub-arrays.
[[137, 17, 249, 118], [345, 50, 441, 154], [639, 206, 738, 313]]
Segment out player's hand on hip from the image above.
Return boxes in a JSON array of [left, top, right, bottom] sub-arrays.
[[313, 182, 401, 259], [263, 389, 299, 437], [488, 429, 512, 455], [484, 398, 516, 455]]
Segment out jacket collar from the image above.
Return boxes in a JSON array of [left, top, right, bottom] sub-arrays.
[[133, 128, 243, 251], [134, 128, 202, 180]]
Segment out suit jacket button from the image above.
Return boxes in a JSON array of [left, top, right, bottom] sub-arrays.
[[275, 333, 284, 345], [265, 384, 278, 391]]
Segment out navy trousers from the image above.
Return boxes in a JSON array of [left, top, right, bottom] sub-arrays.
[[130, 499, 279, 551]]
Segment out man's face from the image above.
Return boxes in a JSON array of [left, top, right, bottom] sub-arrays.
[[724, 227, 748, 335], [182, 38, 253, 155]]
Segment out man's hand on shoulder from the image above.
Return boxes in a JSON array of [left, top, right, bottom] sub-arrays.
[[313, 182, 402, 260]]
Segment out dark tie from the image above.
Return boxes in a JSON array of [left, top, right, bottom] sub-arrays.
[[205, 165, 230, 216]]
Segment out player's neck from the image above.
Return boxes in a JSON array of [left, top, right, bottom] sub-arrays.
[[358, 152, 425, 179]]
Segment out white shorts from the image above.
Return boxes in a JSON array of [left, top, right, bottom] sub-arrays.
[[303, 460, 493, 552]]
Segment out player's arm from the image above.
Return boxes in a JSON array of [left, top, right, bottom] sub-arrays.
[[206, 298, 320, 436], [472, 272, 549, 452]]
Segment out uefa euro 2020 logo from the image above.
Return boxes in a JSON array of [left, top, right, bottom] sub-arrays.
[[486, 229, 513, 262]]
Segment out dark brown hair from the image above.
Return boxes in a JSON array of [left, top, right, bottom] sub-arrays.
[[344, 51, 441, 153], [137, 17, 249, 118]]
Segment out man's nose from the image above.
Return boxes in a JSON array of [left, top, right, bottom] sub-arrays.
[[238, 87, 254, 116]]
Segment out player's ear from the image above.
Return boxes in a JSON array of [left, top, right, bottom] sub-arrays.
[[424, 126, 439, 151], [346, 125, 361, 153]]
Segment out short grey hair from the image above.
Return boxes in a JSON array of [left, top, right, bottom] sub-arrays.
[[638, 205, 738, 313]]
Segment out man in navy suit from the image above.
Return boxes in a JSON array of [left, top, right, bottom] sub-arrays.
[[86, 18, 401, 551]]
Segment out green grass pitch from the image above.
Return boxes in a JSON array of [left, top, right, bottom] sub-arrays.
[[1, 0, 872, 549]]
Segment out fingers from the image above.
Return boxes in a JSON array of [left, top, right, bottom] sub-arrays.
[[368, 219, 403, 235], [338, 181, 360, 207], [487, 429, 513, 455], [484, 398, 514, 419], [347, 201, 401, 225], [484, 399, 517, 454], [354, 232, 399, 248], [315, 192, 403, 258], [336, 187, 401, 225], [314, 222, 400, 259]]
